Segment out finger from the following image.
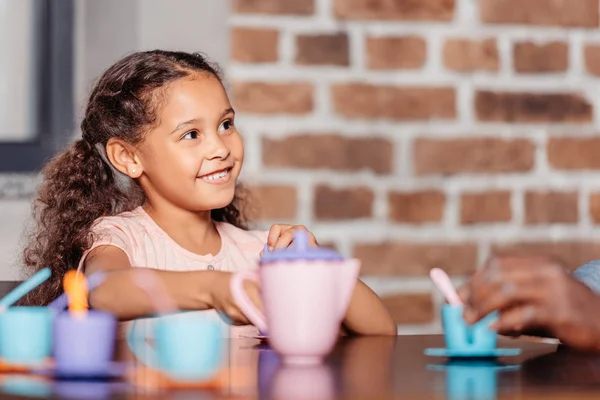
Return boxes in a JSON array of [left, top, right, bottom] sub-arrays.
[[498, 330, 522, 338], [463, 256, 548, 322], [273, 228, 295, 249], [308, 231, 318, 246], [273, 226, 307, 250], [490, 305, 544, 334], [468, 256, 566, 313], [267, 225, 291, 250], [465, 280, 543, 324], [467, 258, 543, 303], [457, 284, 470, 305], [223, 306, 251, 326]]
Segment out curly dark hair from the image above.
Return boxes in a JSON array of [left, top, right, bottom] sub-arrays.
[[21, 50, 249, 306]]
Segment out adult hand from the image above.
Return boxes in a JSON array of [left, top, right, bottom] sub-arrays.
[[459, 256, 600, 352]]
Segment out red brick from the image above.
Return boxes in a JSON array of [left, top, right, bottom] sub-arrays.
[[443, 38, 499, 72], [247, 185, 297, 220], [314, 186, 373, 220], [414, 138, 535, 175], [296, 33, 349, 66], [232, 82, 313, 115], [513, 41, 569, 73], [262, 134, 393, 175], [461, 191, 512, 224], [233, 0, 315, 15], [480, 0, 599, 28], [492, 242, 600, 270], [334, 0, 456, 21], [381, 293, 434, 324], [231, 28, 279, 63], [525, 191, 578, 224], [388, 190, 445, 224], [584, 44, 600, 76], [548, 138, 600, 170], [366, 36, 427, 70], [354, 242, 478, 276], [475, 91, 593, 123], [590, 193, 600, 223], [332, 84, 456, 120]]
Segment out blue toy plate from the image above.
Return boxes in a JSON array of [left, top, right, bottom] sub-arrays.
[[424, 348, 522, 358], [33, 361, 128, 380]]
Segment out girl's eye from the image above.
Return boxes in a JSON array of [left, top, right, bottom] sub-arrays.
[[182, 130, 199, 140], [219, 119, 234, 132]]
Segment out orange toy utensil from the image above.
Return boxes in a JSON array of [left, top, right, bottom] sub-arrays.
[[63, 271, 88, 317]]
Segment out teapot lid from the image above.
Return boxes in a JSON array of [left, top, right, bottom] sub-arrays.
[[260, 229, 343, 263]]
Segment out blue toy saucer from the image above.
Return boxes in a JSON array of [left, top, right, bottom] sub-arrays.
[[33, 361, 128, 380], [424, 348, 521, 358]]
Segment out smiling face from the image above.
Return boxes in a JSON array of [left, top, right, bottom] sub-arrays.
[[134, 74, 244, 212]]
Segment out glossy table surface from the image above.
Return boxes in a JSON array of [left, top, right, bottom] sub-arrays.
[[4, 334, 600, 399]]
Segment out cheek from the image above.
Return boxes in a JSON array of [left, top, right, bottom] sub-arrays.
[[229, 133, 244, 162], [143, 146, 198, 177]]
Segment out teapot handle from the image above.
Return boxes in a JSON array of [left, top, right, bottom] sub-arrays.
[[230, 270, 268, 334]]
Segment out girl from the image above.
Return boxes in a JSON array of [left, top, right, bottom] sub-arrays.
[[21, 50, 396, 337]]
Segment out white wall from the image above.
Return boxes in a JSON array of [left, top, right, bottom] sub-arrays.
[[0, 0, 40, 140], [0, 0, 230, 280]]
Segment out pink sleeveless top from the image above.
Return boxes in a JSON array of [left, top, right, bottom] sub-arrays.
[[78, 206, 266, 338]]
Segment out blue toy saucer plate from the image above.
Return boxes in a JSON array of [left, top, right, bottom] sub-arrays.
[[424, 348, 522, 358], [33, 361, 129, 380]]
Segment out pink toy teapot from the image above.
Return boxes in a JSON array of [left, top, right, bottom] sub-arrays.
[[230, 230, 361, 364]]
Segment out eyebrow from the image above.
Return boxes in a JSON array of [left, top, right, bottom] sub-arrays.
[[170, 107, 235, 134]]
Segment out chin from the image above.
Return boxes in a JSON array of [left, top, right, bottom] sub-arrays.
[[196, 193, 237, 212]]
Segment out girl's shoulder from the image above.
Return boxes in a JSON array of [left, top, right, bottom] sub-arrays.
[[91, 207, 150, 234]]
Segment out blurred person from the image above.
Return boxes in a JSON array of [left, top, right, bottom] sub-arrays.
[[459, 256, 600, 352]]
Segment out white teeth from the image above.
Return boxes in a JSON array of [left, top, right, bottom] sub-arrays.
[[202, 169, 228, 181]]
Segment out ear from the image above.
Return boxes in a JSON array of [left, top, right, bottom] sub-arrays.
[[105, 139, 143, 178]]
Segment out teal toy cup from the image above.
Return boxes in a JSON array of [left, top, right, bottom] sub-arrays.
[[127, 312, 224, 381], [0, 307, 53, 366], [442, 305, 498, 352]]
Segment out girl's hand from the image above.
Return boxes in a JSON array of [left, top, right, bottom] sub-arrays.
[[459, 256, 600, 352], [266, 224, 318, 251], [208, 271, 262, 326]]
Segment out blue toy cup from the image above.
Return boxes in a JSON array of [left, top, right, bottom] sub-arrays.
[[0, 307, 53, 366], [442, 305, 498, 352], [127, 311, 224, 381]]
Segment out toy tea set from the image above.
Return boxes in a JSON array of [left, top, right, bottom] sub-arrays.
[[0, 269, 118, 380], [0, 231, 521, 394], [0, 230, 360, 389], [425, 269, 523, 400], [230, 229, 361, 364], [426, 268, 521, 359]]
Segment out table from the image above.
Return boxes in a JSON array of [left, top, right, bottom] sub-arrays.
[[4, 335, 600, 399]]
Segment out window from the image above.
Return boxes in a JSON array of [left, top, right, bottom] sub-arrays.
[[0, 0, 74, 172]]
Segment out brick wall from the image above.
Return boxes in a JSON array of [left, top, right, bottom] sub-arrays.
[[228, 0, 600, 333]]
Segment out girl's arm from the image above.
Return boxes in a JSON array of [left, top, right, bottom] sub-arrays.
[[85, 245, 260, 321], [342, 280, 397, 336]]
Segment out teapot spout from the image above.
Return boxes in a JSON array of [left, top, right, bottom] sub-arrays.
[[337, 259, 361, 321]]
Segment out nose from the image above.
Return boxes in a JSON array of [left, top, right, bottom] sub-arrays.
[[205, 132, 230, 160]]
